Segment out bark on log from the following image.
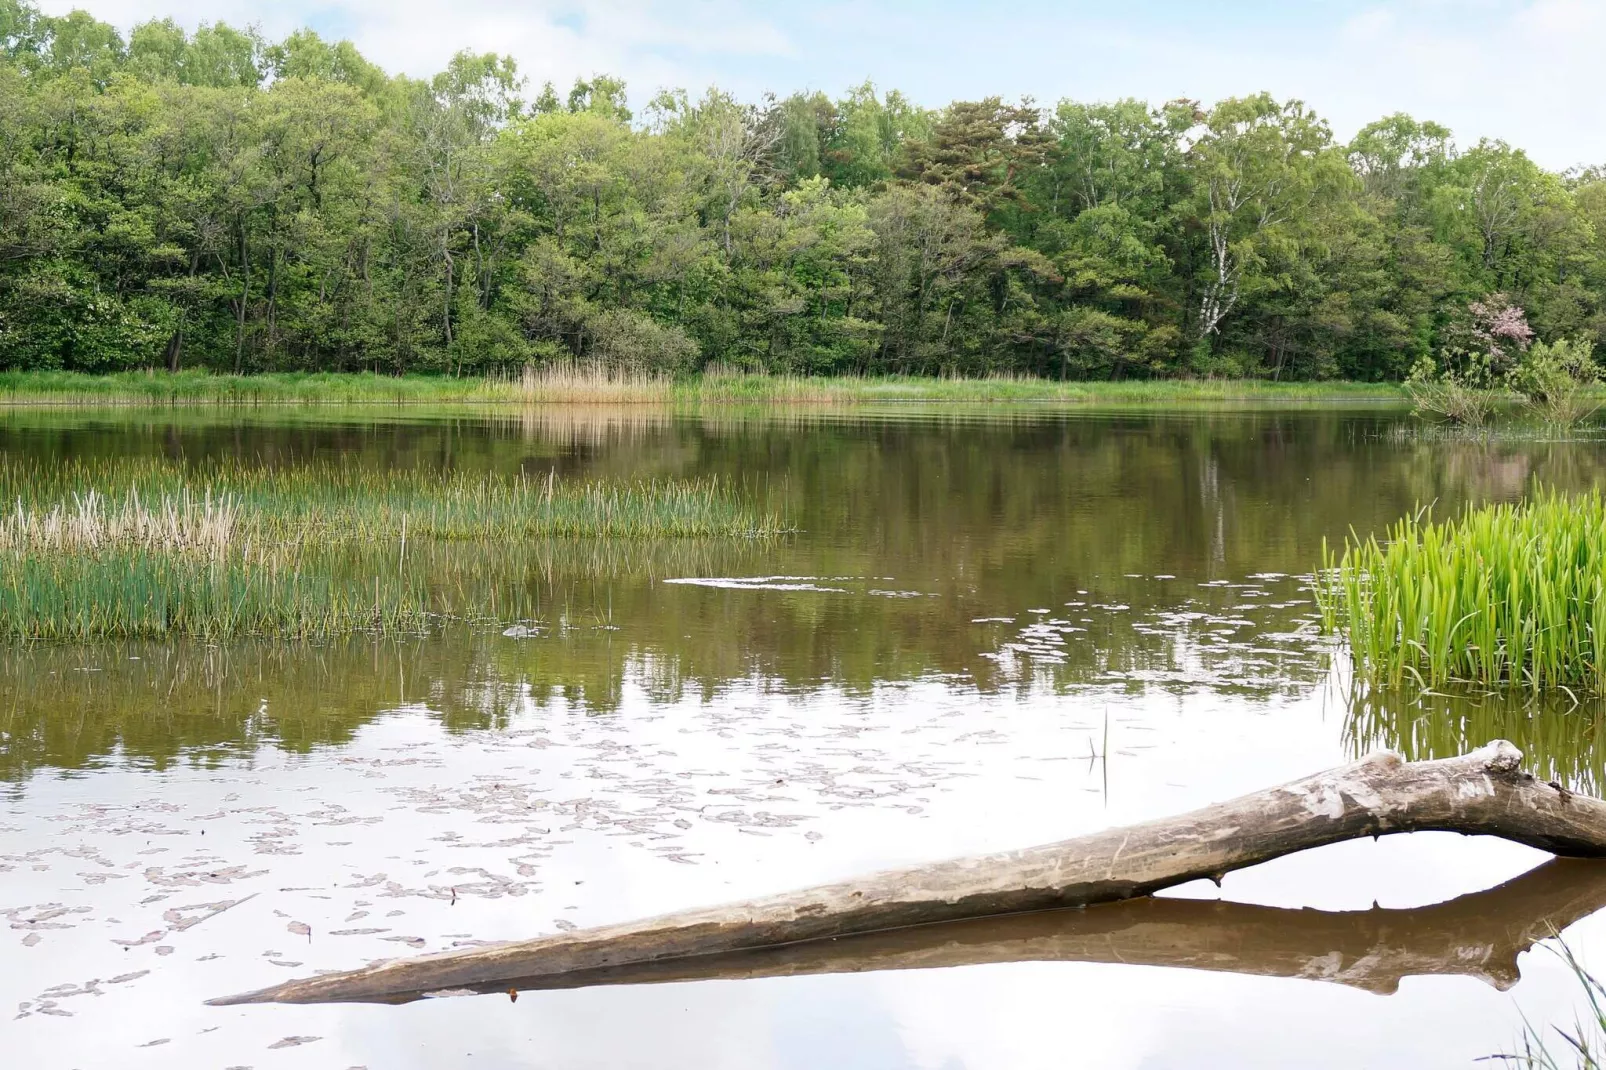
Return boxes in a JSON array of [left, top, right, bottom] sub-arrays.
[[258, 856, 1606, 1003], [212, 741, 1606, 1006]]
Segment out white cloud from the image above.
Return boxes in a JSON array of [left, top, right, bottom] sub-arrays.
[[36, 0, 793, 100], [31, 0, 1606, 169]]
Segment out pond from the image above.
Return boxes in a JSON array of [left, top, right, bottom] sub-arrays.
[[6, 403, 1606, 1068]]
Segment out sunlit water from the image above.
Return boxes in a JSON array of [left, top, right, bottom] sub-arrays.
[[6, 404, 1606, 1068]]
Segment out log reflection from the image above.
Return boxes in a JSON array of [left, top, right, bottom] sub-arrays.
[[352, 858, 1606, 1004]]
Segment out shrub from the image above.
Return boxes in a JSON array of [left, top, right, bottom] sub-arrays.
[[1509, 337, 1600, 428], [584, 309, 700, 373], [1406, 294, 1540, 426], [1404, 353, 1500, 426]]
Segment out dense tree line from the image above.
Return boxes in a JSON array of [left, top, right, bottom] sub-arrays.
[[4, 1, 1605, 380]]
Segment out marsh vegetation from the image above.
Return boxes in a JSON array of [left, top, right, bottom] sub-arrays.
[[0, 366, 1407, 407], [1321, 491, 1606, 694], [0, 456, 782, 639]]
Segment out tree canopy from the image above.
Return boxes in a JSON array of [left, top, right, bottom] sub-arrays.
[[2, 0, 1603, 380]]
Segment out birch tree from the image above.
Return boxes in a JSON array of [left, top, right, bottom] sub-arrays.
[[1188, 94, 1341, 338]]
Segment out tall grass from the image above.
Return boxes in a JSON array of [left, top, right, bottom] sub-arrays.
[[0, 548, 437, 640], [0, 367, 1408, 407], [0, 369, 521, 405], [0, 458, 784, 639], [1319, 490, 1606, 693], [0, 458, 784, 544], [519, 366, 1408, 405], [513, 362, 672, 404]]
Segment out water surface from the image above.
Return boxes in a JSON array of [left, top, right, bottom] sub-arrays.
[[6, 403, 1606, 1068]]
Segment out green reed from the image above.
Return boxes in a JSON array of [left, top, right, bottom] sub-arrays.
[[0, 457, 785, 545], [0, 547, 438, 640], [1491, 939, 1606, 1069], [1345, 686, 1606, 795], [0, 458, 785, 639], [1319, 489, 1606, 693]]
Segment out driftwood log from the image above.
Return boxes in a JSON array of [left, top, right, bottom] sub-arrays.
[[228, 857, 1606, 1003], [213, 741, 1606, 1006]]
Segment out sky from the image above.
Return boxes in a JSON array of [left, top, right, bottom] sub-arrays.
[[34, 0, 1606, 170]]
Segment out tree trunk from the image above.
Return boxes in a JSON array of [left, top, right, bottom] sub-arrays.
[[233, 220, 250, 375], [264, 244, 279, 363], [211, 741, 1606, 1006], [163, 329, 183, 373]]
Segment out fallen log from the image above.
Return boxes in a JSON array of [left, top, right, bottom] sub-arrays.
[[212, 740, 1606, 1006], [250, 856, 1606, 1003]]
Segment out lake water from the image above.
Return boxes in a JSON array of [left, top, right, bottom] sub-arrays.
[[6, 403, 1606, 1068]]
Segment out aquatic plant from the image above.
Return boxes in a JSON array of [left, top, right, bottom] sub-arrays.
[[1403, 364, 1503, 427], [0, 459, 785, 639], [1319, 490, 1606, 693], [0, 458, 784, 546], [0, 547, 435, 640], [1491, 940, 1606, 1069], [1510, 339, 1602, 429]]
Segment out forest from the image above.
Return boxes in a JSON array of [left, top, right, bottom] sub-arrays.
[[3, 0, 1606, 381]]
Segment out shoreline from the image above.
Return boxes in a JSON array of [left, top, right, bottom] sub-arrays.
[[0, 371, 1409, 408]]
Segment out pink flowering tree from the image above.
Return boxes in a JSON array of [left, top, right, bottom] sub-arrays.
[[1464, 293, 1534, 379], [1405, 293, 1536, 424]]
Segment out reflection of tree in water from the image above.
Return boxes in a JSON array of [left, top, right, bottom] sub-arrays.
[[8, 406, 1606, 781], [971, 574, 1326, 700], [0, 570, 1332, 781], [1345, 684, 1606, 796]]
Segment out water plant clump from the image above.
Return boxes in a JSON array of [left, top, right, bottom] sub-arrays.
[[1405, 294, 1602, 431], [1319, 490, 1606, 693], [0, 459, 785, 639], [0, 458, 786, 546], [0, 547, 438, 640]]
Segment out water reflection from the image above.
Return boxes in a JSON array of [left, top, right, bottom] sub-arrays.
[[1347, 684, 1606, 796], [7, 406, 1606, 788], [315, 858, 1606, 1003], [0, 573, 1327, 782], [8, 404, 1606, 1068]]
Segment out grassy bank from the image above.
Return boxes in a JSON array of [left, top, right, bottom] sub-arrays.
[[0, 458, 783, 640], [0, 368, 1407, 407], [1319, 490, 1606, 693]]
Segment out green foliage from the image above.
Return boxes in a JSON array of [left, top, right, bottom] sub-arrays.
[[4, 1, 1606, 381], [0, 456, 784, 639], [1403, 352, 1501, 426], [1320, 490, 1606, 694], [0, 456, 786, 541], [1510, 337, 1600, 426], [0, 368, 1405, 405]]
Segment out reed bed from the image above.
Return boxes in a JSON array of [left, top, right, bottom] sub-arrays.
[[0, 488, 240, 554], [0, 549, 435, 640], [0, 458, 785, 546], [512, 363, 673, 404], [1319, 489, 1606, 693], [0, 458, 784, 639], [0, 367, 1407, 407]]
